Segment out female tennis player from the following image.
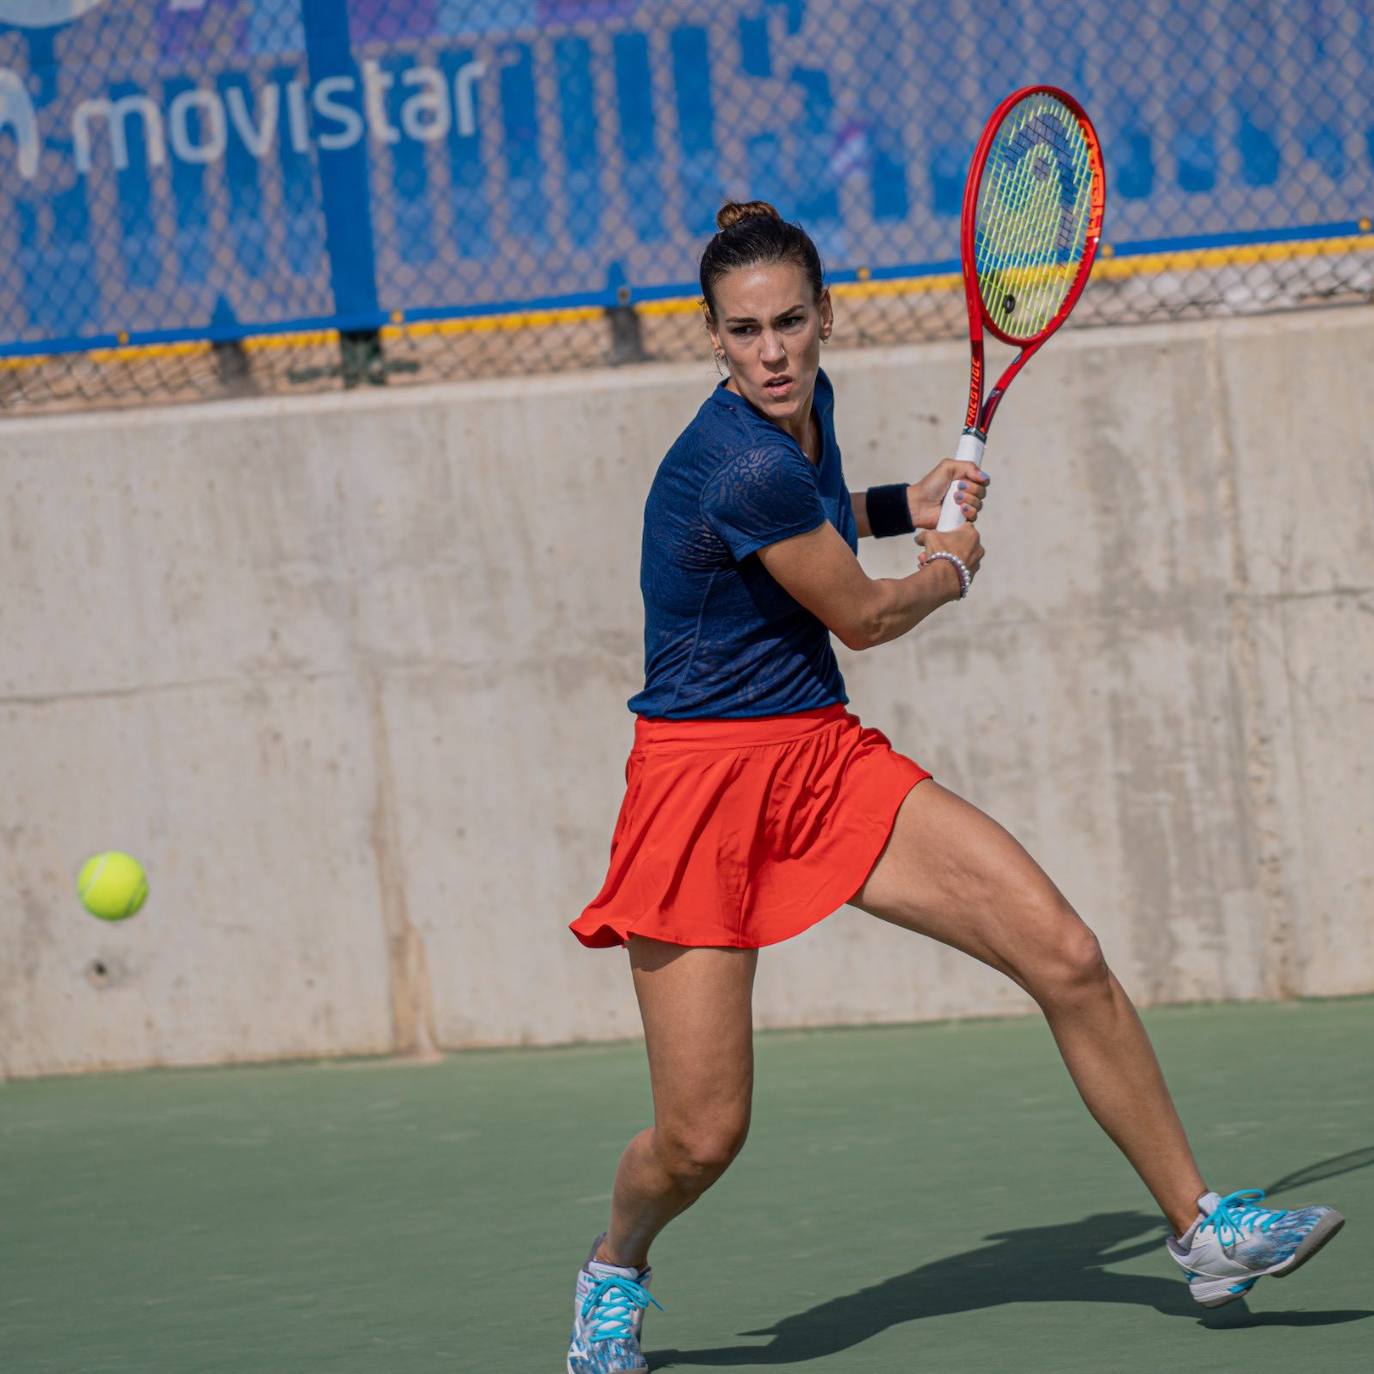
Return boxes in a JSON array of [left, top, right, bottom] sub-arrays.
[[564, 202, 1342, 1373]]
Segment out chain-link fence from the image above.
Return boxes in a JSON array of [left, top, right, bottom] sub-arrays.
[[1, 0, 1371, 415]]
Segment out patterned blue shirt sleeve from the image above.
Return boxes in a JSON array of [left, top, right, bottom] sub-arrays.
[[699, 443, 827, 562]]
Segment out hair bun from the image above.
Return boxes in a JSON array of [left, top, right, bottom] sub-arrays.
[[715, 200, 782, 232]]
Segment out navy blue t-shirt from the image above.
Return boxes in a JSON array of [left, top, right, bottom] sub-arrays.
[[627, 368, 858, 719]]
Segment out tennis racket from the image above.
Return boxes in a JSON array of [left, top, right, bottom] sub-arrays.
[[938, 85, 1106, 532]]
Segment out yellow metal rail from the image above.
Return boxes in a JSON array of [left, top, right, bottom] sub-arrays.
[[3, 226, 1370, 375]]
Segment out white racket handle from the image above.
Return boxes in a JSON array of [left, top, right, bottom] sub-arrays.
[[936, 431, 987, 532]]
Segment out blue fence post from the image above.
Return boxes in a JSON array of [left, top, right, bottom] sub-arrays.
[[299, 0, 384, 386]]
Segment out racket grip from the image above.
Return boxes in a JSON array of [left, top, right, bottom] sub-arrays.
[[936, 431, 986, 532]]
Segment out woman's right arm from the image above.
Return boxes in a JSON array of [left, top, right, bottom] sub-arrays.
[[756, 520, 983, 651]]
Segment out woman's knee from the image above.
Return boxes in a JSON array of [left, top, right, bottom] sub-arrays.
[[655, 1112, 751, 1191], [1022, 908, 1110, 1008]]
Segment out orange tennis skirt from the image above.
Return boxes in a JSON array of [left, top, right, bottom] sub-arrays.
[[570, 703, 931, 950]]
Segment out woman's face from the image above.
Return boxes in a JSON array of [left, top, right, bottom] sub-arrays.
[[708, 261, 832, 427]]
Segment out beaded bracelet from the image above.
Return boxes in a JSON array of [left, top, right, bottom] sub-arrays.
[[923, 549, 972, 599]]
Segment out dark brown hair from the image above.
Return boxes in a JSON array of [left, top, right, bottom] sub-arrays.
[[699, 200, 825, 322]]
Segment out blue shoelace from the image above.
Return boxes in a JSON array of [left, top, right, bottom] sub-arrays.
[[1199, 1188, 1288, 1247], [581, 1275, 664, 1343]]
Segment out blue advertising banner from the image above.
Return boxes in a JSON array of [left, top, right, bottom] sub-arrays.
[[0, 0, 1370, 356]]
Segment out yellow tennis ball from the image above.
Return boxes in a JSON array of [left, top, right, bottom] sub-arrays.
[[77, 851, 149, 921]]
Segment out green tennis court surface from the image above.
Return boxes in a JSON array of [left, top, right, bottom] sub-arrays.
[[4, 998, 1370, 1373]]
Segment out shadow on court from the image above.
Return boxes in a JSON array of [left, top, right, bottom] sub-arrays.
[[1263, 1145, 1374, 1197], [649, 1173, 1374, 1370]]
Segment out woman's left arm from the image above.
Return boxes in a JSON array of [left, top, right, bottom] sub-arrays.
[[850, 492, 872, 539], [851, 462, 991, 538]]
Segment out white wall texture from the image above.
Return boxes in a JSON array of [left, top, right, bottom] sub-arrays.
[[2, 306, 1371, 1078]]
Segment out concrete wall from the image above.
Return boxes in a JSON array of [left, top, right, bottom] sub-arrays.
[[3, 306, 1371, 1079]]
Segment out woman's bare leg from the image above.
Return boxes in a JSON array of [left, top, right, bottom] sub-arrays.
[[596, 937, 758, 1269], [851, 781, 1206, 1237]]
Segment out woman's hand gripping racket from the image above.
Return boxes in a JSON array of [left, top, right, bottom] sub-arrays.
[[938, 86, 1106, 532]]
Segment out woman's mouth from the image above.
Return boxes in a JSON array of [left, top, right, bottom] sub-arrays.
[[762, 376, 793, 397]]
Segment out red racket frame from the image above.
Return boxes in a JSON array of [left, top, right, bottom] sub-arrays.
[[960, 84, 1106, 438]]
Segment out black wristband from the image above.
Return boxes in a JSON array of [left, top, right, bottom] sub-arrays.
[[865, 483, 915, 538]]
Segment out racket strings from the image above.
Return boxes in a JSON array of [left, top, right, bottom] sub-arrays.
[[979, 105, 1087, 327], [981, 119, 1086, 332], [974, 92, 1097, 339], [981, 117, 1091, 332]]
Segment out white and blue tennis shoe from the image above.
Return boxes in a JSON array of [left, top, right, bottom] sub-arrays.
[[1167, 1188, 1344, 1307], [567, 1233, 663, 1374]]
